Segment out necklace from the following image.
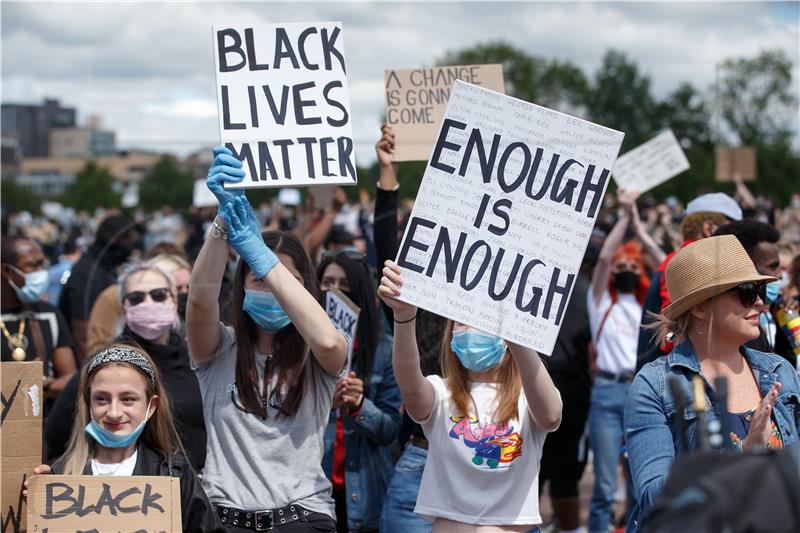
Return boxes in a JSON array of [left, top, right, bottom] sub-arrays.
[[0, 318, 27, 361]]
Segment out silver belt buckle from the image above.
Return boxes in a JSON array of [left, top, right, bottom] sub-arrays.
[[255, 510, 273, 531]]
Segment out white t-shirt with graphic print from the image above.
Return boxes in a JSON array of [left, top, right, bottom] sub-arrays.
[[411, 375, 548, 526]]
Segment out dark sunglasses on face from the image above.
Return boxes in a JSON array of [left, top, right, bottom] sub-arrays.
[[730, 283, 766, 308], [124, 287, 171, 306]]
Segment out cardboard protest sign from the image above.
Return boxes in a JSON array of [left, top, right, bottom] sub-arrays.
[[384, 64, 505, 161], [1, 362, 43, 533], [324, 289, 360, 373], [27, 475, 181, 533], [611, 130, 689, 193], [395, 81, 624, 354], [715, 147, 757, 182], [213, 22, 356, 189], [192, 179, 218, 208]]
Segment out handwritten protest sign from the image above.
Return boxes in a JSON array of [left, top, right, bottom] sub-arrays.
[[1, 362, 43, 533], [395, 81, 624, 354], [325, 289, 360, 373], [611, 130, 689, 193], [715, 146, 757, 182], [213, 22, 356, 189], [385, 64, 505, 161], [27, 475, 181, 533]]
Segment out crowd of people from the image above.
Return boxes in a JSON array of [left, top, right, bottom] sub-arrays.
[[3, 123, 800, 533]]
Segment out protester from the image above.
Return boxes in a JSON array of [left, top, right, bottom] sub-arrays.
[[318, 251, 402, 533], [587, 190, 661, 533], [625, 235, 800, 531], [186, 146, 347, 532], [59, 214, 140, 361], [46, 234, 82, 305], [26, 344, 221, 531], [46, 261, 207, 471], [538, 243, 597, 533], [1, 235, 77, 409], [378, 259, 561, 532], [636, 192, 742, 371]]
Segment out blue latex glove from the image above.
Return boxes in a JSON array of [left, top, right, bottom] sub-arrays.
[[207, 145, 261, 235], [223, 196, 279, 280]]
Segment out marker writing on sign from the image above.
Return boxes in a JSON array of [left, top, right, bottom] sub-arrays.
[[430, 118, 610, 219], [40, 482, 164, 519], [1, 379, 21, 425], [326, 299, 357, 337], [0, 474, 25, 533]]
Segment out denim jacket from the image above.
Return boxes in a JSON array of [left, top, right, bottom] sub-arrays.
[[624, 340, 800, 532], [322, 335, 402, 532]]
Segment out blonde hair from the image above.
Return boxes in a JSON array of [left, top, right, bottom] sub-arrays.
[[60, 343, 186, 475], [644, 311, 693, 348], [440, 321, 521, 427]]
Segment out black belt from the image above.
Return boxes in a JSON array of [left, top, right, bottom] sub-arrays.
[[216, 503, 312, 531], [595, 369, 634, 383], [408, 435, 428, 450]]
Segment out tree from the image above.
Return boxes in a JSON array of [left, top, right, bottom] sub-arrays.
[[656, 82, 713, 149], [584, 50, 659, 152], [714, 50, 797, 146], [59, 161, 120, 211], [139, 155, 193, 211], [1, 178, 42, 213]]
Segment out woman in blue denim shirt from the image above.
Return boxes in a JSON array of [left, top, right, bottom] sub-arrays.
[[625, 235, 800, 532], [319, 251, 402, 533]]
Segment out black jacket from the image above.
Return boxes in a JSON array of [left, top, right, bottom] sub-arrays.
[[52, 443, 222, 532]]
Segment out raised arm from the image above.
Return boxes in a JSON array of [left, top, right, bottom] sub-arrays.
[[377, 260, 434, 422], [302, 188, 346, 255], [591, 190, 632, 302], [507, 342, 562, 432], [224, 196, 346, 375], [628, 192, 666, 265], [186, 146, 248, 365], [374, 124, 400, 324]]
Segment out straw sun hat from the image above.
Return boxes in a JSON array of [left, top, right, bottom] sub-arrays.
[[662, 235, 777, 320]]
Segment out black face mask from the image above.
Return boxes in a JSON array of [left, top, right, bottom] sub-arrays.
[[614, 271, 639, 293], [177, 293, 188, 319]]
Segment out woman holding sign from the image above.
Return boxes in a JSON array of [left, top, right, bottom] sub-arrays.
[[317, 250, 402, 533], [187, 146, 347, 532], [27, 344, 222, 531], [378, 260, 562, 532]]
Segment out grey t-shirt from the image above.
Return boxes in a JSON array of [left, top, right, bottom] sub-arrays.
[[194, 324, 338, 516]]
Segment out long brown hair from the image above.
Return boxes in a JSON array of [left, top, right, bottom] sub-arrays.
[[61, 344, 185, 475], [232, 231, 320, 418], [440, 321, 521, 427]]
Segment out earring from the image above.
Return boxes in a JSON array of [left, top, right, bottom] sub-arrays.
[[697, 320, 705, 336]]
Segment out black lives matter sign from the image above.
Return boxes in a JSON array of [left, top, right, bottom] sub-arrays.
[[395, 81, 624, 354], [213, 22, 356, 188]]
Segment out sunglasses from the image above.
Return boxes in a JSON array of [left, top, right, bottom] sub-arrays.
[[729, 283, 766, 308], [124, 288, 171, 306], [323, 249, 369, 269]]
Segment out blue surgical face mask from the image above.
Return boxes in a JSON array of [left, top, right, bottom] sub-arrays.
[[7, 267, 48, 303], [243, 289, 292, 333], [450, 331, 506, 373], [84, 401, 152, 449], [764, 281, 781, 304]]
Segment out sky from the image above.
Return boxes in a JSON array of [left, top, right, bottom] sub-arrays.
[[2, 1, 799, 166]]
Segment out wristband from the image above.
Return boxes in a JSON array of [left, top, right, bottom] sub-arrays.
[[394, 313, 417, 324]]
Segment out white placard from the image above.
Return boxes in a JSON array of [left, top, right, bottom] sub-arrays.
[[395, 81, 624, 355], [325, 289, 360, 374], [611, 130, 690, 193], [193, 179, 219, 207], [121, 183, 139, 208], [213, 22, 356, 188]]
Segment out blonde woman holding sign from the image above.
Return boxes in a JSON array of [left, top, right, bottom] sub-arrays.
[[26, 344, 222, 532], [378, 260, 562, 533]]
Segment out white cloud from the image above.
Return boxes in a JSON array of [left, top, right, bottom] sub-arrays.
[[2, 1, 797, 165]]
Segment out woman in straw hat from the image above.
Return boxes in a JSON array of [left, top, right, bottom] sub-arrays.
[[624, 234, 800, 531]]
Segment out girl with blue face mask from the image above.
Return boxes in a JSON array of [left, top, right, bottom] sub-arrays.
[[378, 260, 562, 533], [187, 149, 348, 533], [25, 345, 222, 532]]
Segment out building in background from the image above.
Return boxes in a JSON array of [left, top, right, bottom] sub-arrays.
[[49, 115, 116, 158], [1, 98, 76, 158]]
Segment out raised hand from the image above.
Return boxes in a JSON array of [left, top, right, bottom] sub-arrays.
[[207, 145, 246, 205], [377, 260, 417, 321], [222, 196, 279, 280], [742, 382, 781, 450]]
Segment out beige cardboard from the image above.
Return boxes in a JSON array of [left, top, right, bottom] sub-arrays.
[[27, 475, 181, 532], [715, 146, 757, 182], [385, 64, 506, 161], [1, 362, 43, 533]]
